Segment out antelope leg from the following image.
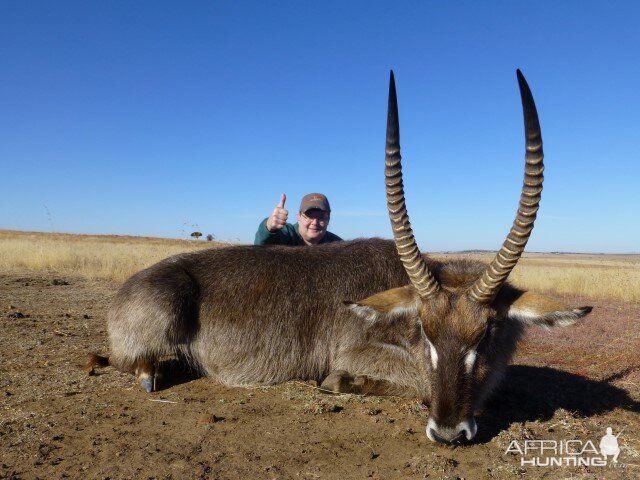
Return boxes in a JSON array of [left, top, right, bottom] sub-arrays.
[[320, 370, 410, 396]]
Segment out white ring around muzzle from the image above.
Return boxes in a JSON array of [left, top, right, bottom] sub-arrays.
[[426, 417, 477, 443]]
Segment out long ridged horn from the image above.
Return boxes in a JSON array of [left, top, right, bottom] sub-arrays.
[[386, 71, 440, 298], [468, 70, 544, 303]]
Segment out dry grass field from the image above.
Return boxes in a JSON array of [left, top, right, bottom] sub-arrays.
[[1, 229, 639, 479], [435, 251, 640, 304], [2, 229, 638, 302], [0, 230, 222, 283]]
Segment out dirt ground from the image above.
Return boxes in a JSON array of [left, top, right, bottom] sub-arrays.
[[1, 271, 639, 480]]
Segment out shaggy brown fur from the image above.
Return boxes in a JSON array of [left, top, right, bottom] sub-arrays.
[[91, 237, 591, 443]]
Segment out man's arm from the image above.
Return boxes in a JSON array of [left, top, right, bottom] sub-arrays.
[[254, 217, 300, 245], [255, 217, 281, 245], [254, 193, 296, 245]]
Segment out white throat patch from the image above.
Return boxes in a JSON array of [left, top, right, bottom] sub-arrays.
[[427, 340, 438, 370], [464, 349, 477, 373]]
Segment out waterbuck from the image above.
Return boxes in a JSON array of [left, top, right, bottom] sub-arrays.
[[93, 70, 592, 443]]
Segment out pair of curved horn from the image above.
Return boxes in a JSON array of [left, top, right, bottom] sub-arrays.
[[385, 70, 544, 303]]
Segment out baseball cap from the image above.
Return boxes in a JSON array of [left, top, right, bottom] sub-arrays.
[[299, 193, 331, 213]]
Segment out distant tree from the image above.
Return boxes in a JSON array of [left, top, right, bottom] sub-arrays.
[[206, 234, 215, 242], [190, 231, 202, 240]]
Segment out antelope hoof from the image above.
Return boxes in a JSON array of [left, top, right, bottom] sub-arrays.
[[140, 376, 155, 393], [139, 372, 163, 393]]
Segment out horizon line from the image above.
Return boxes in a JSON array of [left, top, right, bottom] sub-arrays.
[[2, 229, 638, 256]]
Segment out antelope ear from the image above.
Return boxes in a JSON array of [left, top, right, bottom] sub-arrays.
[[344, 285, 419, 322], [495, 288, 592, 328]]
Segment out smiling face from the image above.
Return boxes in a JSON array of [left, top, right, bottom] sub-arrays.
[[297, 208, 330, 245]]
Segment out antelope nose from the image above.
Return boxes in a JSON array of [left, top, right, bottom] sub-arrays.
[[427, 428, 464, 444], [426, 417, 477, 443]]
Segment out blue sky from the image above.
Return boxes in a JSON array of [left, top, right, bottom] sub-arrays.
[[1, 1, 638, 253]]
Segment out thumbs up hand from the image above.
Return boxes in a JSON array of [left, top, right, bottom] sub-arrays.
[[266, 193, 289, 232]]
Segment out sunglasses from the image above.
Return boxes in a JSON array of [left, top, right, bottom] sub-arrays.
[[300, 210, 329, 222]]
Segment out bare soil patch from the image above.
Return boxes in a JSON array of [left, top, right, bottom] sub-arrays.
[[1, 271, 639, 479]]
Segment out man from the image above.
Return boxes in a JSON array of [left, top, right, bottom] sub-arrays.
[[254, 193, 342, 246]]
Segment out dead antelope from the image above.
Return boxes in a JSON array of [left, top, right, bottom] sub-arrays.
[[92, 70, 591, 443]]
